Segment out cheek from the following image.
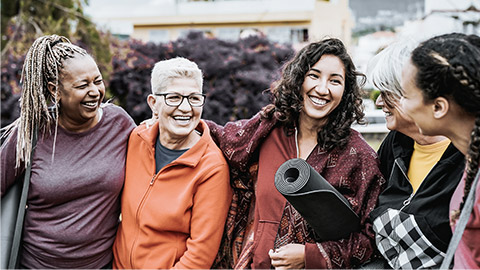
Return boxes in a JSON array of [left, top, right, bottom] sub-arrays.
[[332, 87, 345, 102]]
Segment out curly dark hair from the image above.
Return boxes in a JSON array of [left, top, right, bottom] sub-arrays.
[[410, 33, 480, 220], [261, 38, 365, 151]]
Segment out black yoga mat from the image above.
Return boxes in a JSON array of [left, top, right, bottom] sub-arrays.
[[274, 158, 360, 242]]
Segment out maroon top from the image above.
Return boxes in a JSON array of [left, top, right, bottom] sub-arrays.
[[1, 104, 136, 268], [449, 167, 480, 269], [207, 113, 385, 269]]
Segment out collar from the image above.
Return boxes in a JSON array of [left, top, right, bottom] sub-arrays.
[[137, 120, 211, 168]]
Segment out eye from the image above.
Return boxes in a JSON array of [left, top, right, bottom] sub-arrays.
[[166, 94, 182, 102], [189, 95, 201, 102], [94, 79, 103, 85], [76, 84, 88, 89], [331, 79, 342, 85], [307, 73, 319, 79]]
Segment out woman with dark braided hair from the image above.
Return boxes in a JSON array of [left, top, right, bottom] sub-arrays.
[[0, 35, 136, 268], [401, 33, 480, 268], [207, 38, 384, 269]]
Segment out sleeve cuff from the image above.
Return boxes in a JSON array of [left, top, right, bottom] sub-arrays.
[[304, 242, 328, 269]]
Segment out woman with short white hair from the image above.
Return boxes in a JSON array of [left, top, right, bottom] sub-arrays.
[[113, 57, 232, 269]]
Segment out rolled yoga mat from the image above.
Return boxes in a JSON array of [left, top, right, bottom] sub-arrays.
[[274, 158, 360, 241]]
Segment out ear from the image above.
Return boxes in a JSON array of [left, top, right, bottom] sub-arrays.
[[47, 82, 59, 101], [432, 97, 449, 119], [147, 94, 159, 117]]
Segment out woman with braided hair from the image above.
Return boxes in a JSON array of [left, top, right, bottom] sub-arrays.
[[401, 33, 480, 268], [0, 35, 136, 268]]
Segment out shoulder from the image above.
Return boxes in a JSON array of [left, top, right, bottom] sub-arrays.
[[345, 129, 378, 159], [102, 104, 135, 126], [201, 123, 229, 168], [101, 104, 136, 134]]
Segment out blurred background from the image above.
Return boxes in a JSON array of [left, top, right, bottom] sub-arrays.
[[2, 0, 479, 148]]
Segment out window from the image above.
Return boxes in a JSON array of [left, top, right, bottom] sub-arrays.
[[267, 27, 309, 44], [149, 30, 169, 44], [217, 28, 241, 41]]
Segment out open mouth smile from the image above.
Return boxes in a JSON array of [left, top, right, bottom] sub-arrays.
[[309, 95, 329, 106], [82, 101, 99, 109]]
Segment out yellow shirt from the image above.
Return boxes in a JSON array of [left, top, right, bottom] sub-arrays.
[[407, 139, 451, 193]]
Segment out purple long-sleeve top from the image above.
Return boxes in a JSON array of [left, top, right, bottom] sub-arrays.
[[1, 104, 136, 269]]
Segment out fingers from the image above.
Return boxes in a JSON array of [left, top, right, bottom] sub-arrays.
[[269, 249, 287, 268]]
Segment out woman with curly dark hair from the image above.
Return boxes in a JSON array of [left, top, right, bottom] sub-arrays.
[[207, 38, 384, 269], [400, 33, 480, 269]]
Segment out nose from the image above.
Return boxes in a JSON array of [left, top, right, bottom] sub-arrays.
[[88, 83, 101, 97], [314, 81, 329, 94], [177, 96, 192, 111], [375, 93, 384, 107]]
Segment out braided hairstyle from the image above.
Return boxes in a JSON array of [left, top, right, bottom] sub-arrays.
[[262, 38, 366, 151], [410, 33, 480, 221], [7, 35, 88, 169]]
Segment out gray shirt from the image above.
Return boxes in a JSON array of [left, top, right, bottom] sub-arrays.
[[1, 104, 136, 268]]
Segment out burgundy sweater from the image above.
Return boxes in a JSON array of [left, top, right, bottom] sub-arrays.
[[1, 104, 135, 268], [207, 113, 385, 269]]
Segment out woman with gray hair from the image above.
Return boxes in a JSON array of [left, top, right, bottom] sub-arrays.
[[0, 35, 136, 268], [112, 57, 232, 269], [367, 40, 465, 269]]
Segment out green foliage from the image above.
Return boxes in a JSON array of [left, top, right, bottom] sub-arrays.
[[370, 89, 381, 108], [1, 0, 110, 73], [1, 0, 113, 127]]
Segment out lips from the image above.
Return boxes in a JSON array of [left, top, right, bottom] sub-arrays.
[[81, 100, 99, 109], [309, 95, 329, 106], [172, 115, 193, 125], [173, 115, 191, 121]]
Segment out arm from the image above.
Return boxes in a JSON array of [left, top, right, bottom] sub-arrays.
[[173, 163, 233, 269], [1, 128, 24, 197], [205, 113, 276, 170]]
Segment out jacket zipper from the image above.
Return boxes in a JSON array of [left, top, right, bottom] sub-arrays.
[[395, 159, 415, 211], [129, 173, 157, 267], [394, 157, 439, 211]]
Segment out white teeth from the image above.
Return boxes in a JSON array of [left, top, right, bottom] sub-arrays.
[[84, 102, 97, 107], [173, 116, 191, 120], [310, 96, 328, 106]]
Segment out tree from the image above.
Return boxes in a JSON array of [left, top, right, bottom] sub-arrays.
[[109, 32, 295, 125]]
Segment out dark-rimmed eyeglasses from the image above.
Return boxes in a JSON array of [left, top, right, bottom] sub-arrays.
[[154, 93, 206, 107]]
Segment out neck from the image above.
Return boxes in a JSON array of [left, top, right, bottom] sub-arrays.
[[298, 112, 325, 139], [403, 126, 448, 145], [297, 113, 322, 159], [444, 117, 475, 155], [58, 114, 99, 133], [159, 131, 200, 150]]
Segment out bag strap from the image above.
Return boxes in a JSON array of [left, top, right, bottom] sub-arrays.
[[440, 168, 480, 269], [8, 129, 38, 269]]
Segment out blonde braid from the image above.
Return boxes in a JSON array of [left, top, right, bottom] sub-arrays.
[[13, 34, 87, 169]]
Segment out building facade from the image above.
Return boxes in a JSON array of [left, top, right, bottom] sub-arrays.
[[124, 0, 353, 46]]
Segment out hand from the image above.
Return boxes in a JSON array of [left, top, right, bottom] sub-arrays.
[[141, 113, 158, 128], [268, 244, 305, 269]]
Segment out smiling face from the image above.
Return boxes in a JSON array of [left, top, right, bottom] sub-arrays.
[[56, 54, 105, 131], [299, 54, 345, 127], [375, 91, 415, 133], [148, 77, 203, 145]]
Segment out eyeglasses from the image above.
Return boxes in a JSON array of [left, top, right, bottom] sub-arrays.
[[154, 93, 206, 107]]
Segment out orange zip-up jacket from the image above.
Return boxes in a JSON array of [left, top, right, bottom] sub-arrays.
[[113, 120, 232, 269]]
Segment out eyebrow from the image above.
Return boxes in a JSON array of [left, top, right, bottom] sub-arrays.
[[309, 68, 344, 80], [73, 75, 102, 84]]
